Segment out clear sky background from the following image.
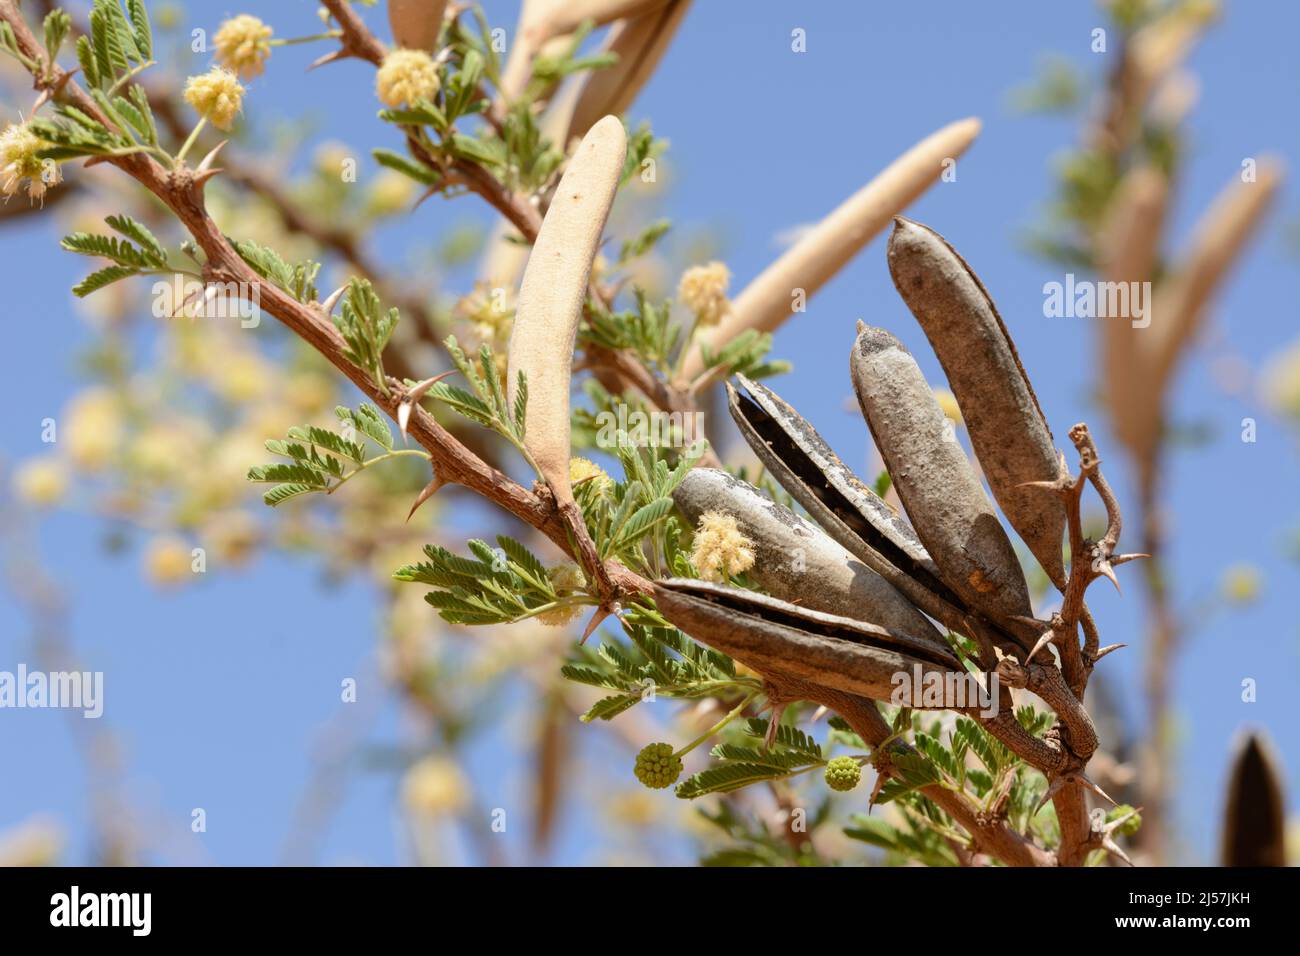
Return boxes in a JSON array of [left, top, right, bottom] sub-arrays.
[[1, 1, 1297, 866]]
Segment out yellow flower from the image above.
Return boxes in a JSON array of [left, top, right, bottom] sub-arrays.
[[203, 510, 260, 566], [934, 388, 963, 424], [538, 564, 586, 626], [1, 122, 60, 203], [1260, 337, 1300, 421], [214, 14, 274, 79], [64, 388, 125, 472], [402, 756, 469, 817], [12, 457, 68, 508], [366, 169, 417, 216], [569, 457, 612, 496], [376, 48, 440, 107], [691, 510, 755, 582], [677, 261, 732, 327], [0, 815, 64, 867], [144, 535, 194, 587], [457, 281, 515, 352], [183, 68, 245, 131], [1220, 564, 1262, 605]]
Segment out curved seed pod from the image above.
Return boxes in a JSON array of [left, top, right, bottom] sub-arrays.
[[654, 579, 968, 707], [887, 218, 1066, 587], [506, 116, 627, 509], [388, 0, 446, 51], [1220, 731, 1287, 867], [672, 467, 946, 647], [681, 117, 981, 383], [850, 326, 1032, 627], [498, 0, 570, 103], [526, 0, 674, 46], [1150, 158, 1282, 384], [563, 0, 691, 144]]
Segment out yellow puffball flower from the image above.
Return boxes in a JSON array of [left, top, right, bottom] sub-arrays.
[[366, 168, 418, 216], [144, 535, 194, 587], [1259, 337, 1300, 421], [677, 261, 732, 327], [64, 388, 125, 472], [1, 122, 60, 203], [376, 48, 440, 107], [203, 510, 260, 566], [1220, 564, 1262, 605], [538, 564, 586, 627], [0, 815, 64, 867], [402, 756, 469, 817], [183, 68, 245, 131], [214, 14, 274, 79], [12, 457, 69, 508], [691, 510, 755, 582], [569, 457, 612, 496]]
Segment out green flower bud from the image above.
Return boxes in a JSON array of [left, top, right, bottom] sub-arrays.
[[825, 756, 862, 792], [634, 742, 682, 790]]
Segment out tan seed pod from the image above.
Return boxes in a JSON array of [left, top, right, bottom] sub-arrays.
[[681, 117, 981, 384], [506, 116, 627, 510], [850, 326, 1032, 629], [563, 0, 691, 144], [672, 467, 947, 647], [1220, 731, 1286, 867], [1150, 158, 1282, 386], [498, 0, 570, 103], [526, 0, 674, 46], [388, 0, 446, 51], [887, 218, 1066, 587], [654, 579, 966, 707]]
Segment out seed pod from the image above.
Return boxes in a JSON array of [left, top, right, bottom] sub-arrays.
[[1221, 731, 1286, 867], [887, 218, 1066, 587], [506, 116, 627, 509], [563, 0, 691, 145], [526, 0, 674, 46], [388, 0, 446, 51], [654, 578, 967, 707], [672, 467, 946, 647], [850, 326, 1032, 627], [681, 117, 981, 383]]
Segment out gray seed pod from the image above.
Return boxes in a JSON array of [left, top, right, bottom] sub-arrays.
[[887, 218, 1066, 586], [654, 579, 966, 707], [672, 468, 946, 648], [850, 326, 1032, 627]]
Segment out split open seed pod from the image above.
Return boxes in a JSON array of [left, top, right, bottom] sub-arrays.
[[850, 325, 1033, 630], [506, 116, 627, 510], [671, 467, 947, 647], [887, 218, 1066, 587], [653, 578, 968, 707]]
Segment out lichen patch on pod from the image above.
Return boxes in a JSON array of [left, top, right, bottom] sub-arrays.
[[887, 218, 1066, 587], [506, 116, 627, 509], [672, 467, 948, 648], [850, 326, 1033, 631], [653, 579, 968, 707]]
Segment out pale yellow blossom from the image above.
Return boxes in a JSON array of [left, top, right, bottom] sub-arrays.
[[538, 564, 586, 626], [569, 457, 612, 496], [677, 261, 732, 327], [691, 510, 755, 582], [402, 756, 469, 816], [1, 123, 60, 203], [64, 388, 125, 471], [376, 49, 440, 107], [12, 457, 68, 508], [184, 68, 245, 131], [144, 535, 194, 587], [214, 14, 274, 79]]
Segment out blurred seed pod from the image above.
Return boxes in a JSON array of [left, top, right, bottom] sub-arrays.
[[1221, 731, 1286, 867], [850, 326, 1033, 630], [887, 218, 1066, 587], [507, 116, 627, 510], [653, 578, 965, 706], [524, 0, 675, 47], [498, 0, 572, 103], [562, 0, 691, 145], [387, 0, 446, 51], [681, 117, 981, 384], [1096, 165, 1169, 464], [671, 467, 947, 647]]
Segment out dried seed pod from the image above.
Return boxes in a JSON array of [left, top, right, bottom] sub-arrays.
[[1221, 731, 1286, 867], [654, 578, 967, 707], [506, 116, 627, 509], [563, 0, 691, 145], [672, 467, 946, 647], [388, 0, 446, 51], [850, 326, 1032, 628], [526, 0, 674, 46], [887, 218, 1066, 586], [681, 117, 981, 384]]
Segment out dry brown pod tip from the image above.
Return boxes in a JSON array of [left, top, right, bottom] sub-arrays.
[[887, 217, 1066, 587], [506, 115, 627, 512], [387, 0, 447, 52], [1220, 730, 1287, 867], [850, 325, 1033, 629]]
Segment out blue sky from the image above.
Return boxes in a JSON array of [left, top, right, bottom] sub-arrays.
[[1, 1, 1296, 865]]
